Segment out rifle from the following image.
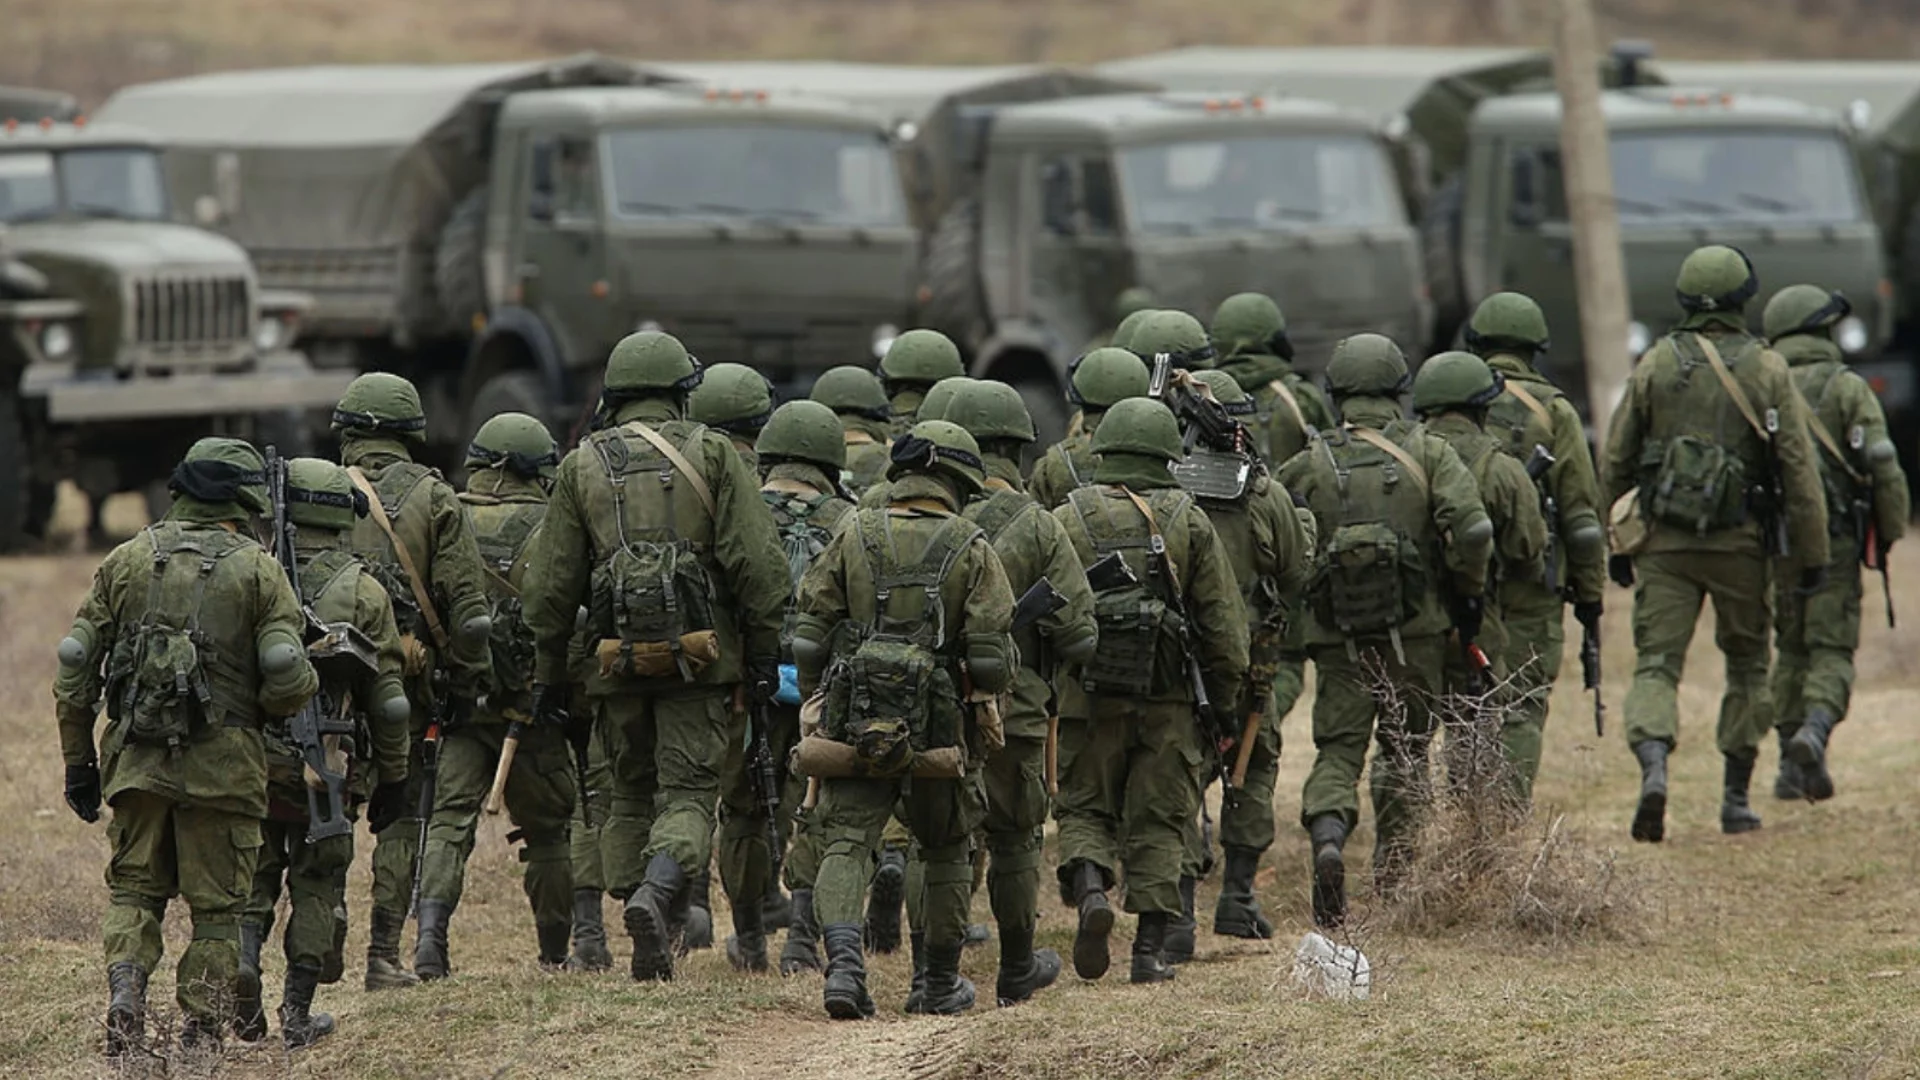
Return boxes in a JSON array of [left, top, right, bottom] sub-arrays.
[[1522, 444, 1561, 595], [746, 681, 785, 884], [1134, 507, 1236, 793], [1760, 408, 1792, 559], [1577, 605, 1604, 736], [264, 447, 356, 845], [1010, 577, 1070, 795], [1148, 354, 1251, 456], [1861, 506, 1896, 629], [409, 681, 446, 919]]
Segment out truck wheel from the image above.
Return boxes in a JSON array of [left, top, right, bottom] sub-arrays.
[[467, 369, 551, 447], [436, 187, 490, 335], [921, 198, 987, 346], [0, 392, 30, 551]]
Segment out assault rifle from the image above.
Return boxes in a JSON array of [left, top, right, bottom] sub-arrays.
[[747, 680, 784, 884], [1859, 502, 1896, 629], [1522, 444, 1561, 595], [1576, 605, 1604, 736], [1010, 578, 1069, 795], [1758, 407, 1792, 559], [410, 673, 448, 919]]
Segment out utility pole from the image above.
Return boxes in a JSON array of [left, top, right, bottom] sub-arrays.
[[1551, 0, 1632, 442]]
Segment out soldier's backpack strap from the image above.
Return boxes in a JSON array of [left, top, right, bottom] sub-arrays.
[[970, 489, 1037, 543], [1346, 426, 1430, 497], [1692, 334, 1770, 445], [346, 465, 450, 653], [623, 420, 717, 516], [1120, 486, 1181, 582], [1266, 378, 1312, 434], [1803, 380, 1866, 486], [1505, 380, 1555, 433]]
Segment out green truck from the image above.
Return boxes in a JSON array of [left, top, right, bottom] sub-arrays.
[[98, 56, 919, 454], [0, 117, 338, 550]]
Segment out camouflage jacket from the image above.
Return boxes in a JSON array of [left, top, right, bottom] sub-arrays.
[[1484, 351, 1607, 604], [1219, 349, 1337, 467], [839, 416, 892, 496], [1775, 335, 1910, 549], [1424, 412, 1548, 645], [460, 469, 549, 721], [1194, 467, 1315, 710], [1030, 422, 1099, 511]]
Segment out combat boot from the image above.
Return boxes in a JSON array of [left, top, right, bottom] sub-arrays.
[[1772, 729, 1808, 801], [1129, 911, 1176, 985], [104, 962, 147, 1058], [1630, 741, 1669, 843], [1788, 707, 1839, 802], [625, 853, 686, 982], [413, 899, 452, 981], [1163, 875, 1197, 963], [1308, 815, 1348, 930], [725, 896, 770, 974], [820, 924, 876, 1020], [761, 886, 792, 932], [963, 922, 992, 948], [917, 939, 978, 1015], [537, 919, 572, 971], [779, 887, 823, 975], [681, 867, 714, 952], [365, 907, 421, 990], [905, 931, 929, 1013], [234, 919, 267, 1042], [278, 963, 335, 1049], [1720, 750, 1763, 835], [865, 847, 906, 954], [993, 923, 1061, 1007], [1214, 846, 1275, 940], [1068, 861, 1113, 981], [566, 888, 613, 972]]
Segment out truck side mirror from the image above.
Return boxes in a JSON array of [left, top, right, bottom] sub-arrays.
[[1509, 150, 1543, 229]]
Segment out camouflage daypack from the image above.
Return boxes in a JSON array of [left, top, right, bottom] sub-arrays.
[[106, 524, 255, 749], [1306, 425, 1434, 650], [1642, 334, 1769, 536], [763, 486, 848, 658], [1066, 485, 1192, 698], [463, 494, 546, 695]]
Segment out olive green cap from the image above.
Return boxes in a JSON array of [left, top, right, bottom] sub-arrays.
[[332, 372, 426, 441], [810, 365, 890, 421], [466, 411, 559, 480], [604, 330, 702, 393], [688, 362, 776, 434], [917, 376, 972, 422], [1090, 398, 1184, 462], [1209, 292, 1289, 358], [945, 379, 1036, 444], [879, 329, 965, 387], [1069, 347, 1151, 409], [1675, 244, 1758, 314], [1464, 291, 1550, 354], [887, 418, 986, 494], [1129, 309, 1217, 369], [757, 400, 847, 471], [1763, 283, 1851, 342], [1411, 351, 1504, 414], [170, 437, 270, 516], [1324, 333, 1410, 398], [285, 456, 361, 531], [1110, 308, 1158, 352]]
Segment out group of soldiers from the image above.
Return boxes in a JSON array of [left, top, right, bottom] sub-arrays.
[[51, 240, 1904, 1052]]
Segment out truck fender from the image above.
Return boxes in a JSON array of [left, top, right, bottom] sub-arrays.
[[466, 306, 572, 408]]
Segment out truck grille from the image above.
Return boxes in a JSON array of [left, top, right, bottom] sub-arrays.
[[132, 276, 251, 348]]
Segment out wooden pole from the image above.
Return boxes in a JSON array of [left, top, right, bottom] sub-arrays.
[[1551, 0, 1632, 442]]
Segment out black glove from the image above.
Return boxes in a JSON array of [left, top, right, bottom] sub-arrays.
[[1573, 599, 1604, 630], [64, 762, 101, 824], [1797, 565, 1829, 596], [440, 694, 475, 734], [1451, 595, 1484, 646], [366, 780, 408, 834], [746, 657, 781, 708], [530, 683, 570, 729], [1609, 554, 1636, 589]]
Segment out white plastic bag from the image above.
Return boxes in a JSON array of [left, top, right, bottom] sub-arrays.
[[1291, 931, 1371, 1001]]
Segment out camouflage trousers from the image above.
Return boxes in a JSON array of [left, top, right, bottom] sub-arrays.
[[980, 732, 1049, 935], [1494, 581, 1568, 800], [598, 689, 731, 896], [1300, 635, 1445, 863], [1624, 549, 1774, 754], [716, 695, 806, 916], [420, 720, 575, 937], [1773, 545, 1866, 733], [369, 737, 430, 918], [247, 799, 354, 972], [103, 790, 261, 1025], [814, 772, 985, 948], [571, 724, 614, 892], [1054, 698, 1202, 917]]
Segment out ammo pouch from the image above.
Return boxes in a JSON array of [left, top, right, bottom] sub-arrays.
[[589, 539, 718, 682], [1082, 589, 1173, 697], [1648, 435, 1747, 536], [825, 636, 954, 777], [1313, 521, 1419, 638], [595, 631, 722, 681], [793, 733, 967, 779]]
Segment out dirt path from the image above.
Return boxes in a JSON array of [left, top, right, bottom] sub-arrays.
[[700, 1012, 969, 1080]]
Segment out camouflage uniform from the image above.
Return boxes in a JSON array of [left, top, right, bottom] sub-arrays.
[[1030, 347, 1151, 510], [809, 365, 894, 495], [1210, 291, 1337, 467], [879, 329, 966, 441]]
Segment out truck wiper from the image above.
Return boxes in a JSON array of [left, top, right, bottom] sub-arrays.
[[68, 202, 141, 221], [1673, 197, 1736, 217], [1609, 195, 1668, 216], [1733, 192, 1797, 213], [1256, 204, 1326, 222], [619, 200, 685, 216], [2, 205, 64, 224], [694, 202, 755, 217]]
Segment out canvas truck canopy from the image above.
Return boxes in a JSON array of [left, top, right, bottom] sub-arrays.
[[96, 55, 659, 338]]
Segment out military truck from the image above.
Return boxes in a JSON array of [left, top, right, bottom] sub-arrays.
[[0, 86, 78, 124], [0, 118, 339, 550], [98, 57, 920, 454]]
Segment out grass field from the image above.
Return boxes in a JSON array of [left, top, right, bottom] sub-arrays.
[[3, 522, 1919, 1078]]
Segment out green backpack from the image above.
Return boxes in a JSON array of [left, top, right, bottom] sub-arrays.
[[764, 489, 846, 657], [1642, 333, 1769, 536], [1306, 426, 1432, 643], [107, 525, 253, 750], [1066, 486, 1190, 698], [823, 512, 976, 776], [466, 497, 546, 695]]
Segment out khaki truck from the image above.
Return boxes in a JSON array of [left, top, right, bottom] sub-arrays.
[[0, 118, 337, 550], [98, 57, 920, 454]]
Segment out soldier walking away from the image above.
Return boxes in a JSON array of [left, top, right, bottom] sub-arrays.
[[1276, 335, 1493, 928], [1210, 292, 1336, 467], [691, 362, 778, 470], [879, 329, 967, 441], [1603, 247, 1829, 842], [791, 421, 1018, 1018], [240, 458, 410, 1048], [521, 331, 789, 983], [1760, 285, 1909, 802], [54, 438, 320, 1058], [1030, 348, 1151, 510], [414, 414, 578, 977], [810, 365, 894, 496], [331, 372, 494, 990], [1464, 293, 1607, 801], [1051, 398, 1250, 984]]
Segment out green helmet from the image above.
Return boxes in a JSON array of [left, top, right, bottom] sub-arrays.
[[879, 329, 965, 388], [1411, 351, 1505, 414], [917, 376, 972, 422], [887, 419, 986, 494], [1129, 309, 1217, 369], [1111, 308, 1158, 353], [169, 437, 269, 516], [1070, 347, 1152, 409], [1763, 283, 1851, 342], [1090, 398, 1183, 462], [757, 400, 847, 472], [1675, 244, 1758, 314], [604, 330, 703, 394], [810, 365, 890, 421], [1463, 291, 1550, 355], [1324, 333, 1411, 398], [1114, 286, 1158, 322], [688, 362, 775, 434], [332, 372, 426, 441], [1209, 292, 1291, 360], [946, 379, 1036, 444], [466, 411, 559, 481], [1189, 369, 1256, 417], [285, 456, 362, 531]]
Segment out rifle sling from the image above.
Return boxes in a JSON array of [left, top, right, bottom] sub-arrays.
[[1266, 378, 1310, 433], [346, 466, 451, 653], [1505, 380, 1554, 432], [1346, 426, 1430, 496], [1693, 334, 1770, 443]]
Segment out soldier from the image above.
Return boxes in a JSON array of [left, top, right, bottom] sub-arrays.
[[1127, 309, 1217, 372], [1463, 292, 1607, 800], [1052, 398, 1250, 984], [944, 380, 1098, 1002], [1603, 246, 1829, 842], [239, 458, 410, 1048], [854, 377, 975, 510], [331, 371, 493, 990], [810, 365, 894, 495], [1030, 348, 1151, 510], [878, 329, 967, 440], [755, 400, 860, 975], [1277, 334, 1493, 928], [413, 414, 577, 977], [521, 330, 789, 982], [792, 420, 1018, 1018], [1761, 285, 1908, 801], [691, 362, 778, 468], [1211, 291, 1336, 467], [54, 438, 320, 1056]]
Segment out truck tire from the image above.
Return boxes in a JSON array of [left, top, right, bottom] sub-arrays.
[[467, 369, 552, 448], [920, 198, 988, 347], [1419, 173, 1467, 353], [436, 187, 490, 335]]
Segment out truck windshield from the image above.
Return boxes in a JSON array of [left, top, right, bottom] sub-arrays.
[[1118, 133, 1403, 233], [604, 125, 905, 227], [0, 147, 168, 223], [1606, 130, 1864, 225]]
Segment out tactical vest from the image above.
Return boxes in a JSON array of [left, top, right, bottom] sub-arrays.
[[1301, 423, 1435, 656], [1792, 361, 1872, 529], [1066, 485, 1196, 697], [1486, 374, 1563, 466], [347, 462, 440, 643], [1638, 333, 1774, 536], [462, 494, 547, 696], [965, 488, 1044, 664], [262, 546, 366, 804], [1195, 473, 1283, 631]]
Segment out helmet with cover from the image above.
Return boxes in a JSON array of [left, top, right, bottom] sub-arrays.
[[332, 372, 427, 442], [757, 400, 847, 472], [466, 412, 560, 481]]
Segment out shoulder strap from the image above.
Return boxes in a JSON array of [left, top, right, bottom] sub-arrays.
[[1266, 378, 1311, 433], [347, 465, 450, 652], [1505, 381, 1554, 432], [624, 420, 717, 516], [1119, 486, 1181, 582], [1693, 334, 1770, 443], [1347, 426, 1430, 496]]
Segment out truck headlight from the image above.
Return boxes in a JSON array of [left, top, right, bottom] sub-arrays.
[[1836, 315, 1869, 355], [871, 323, 899, 360], [41, 322, 75, 360], [253, 316, 287, 353], [1625, 320, 1651, 359]]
